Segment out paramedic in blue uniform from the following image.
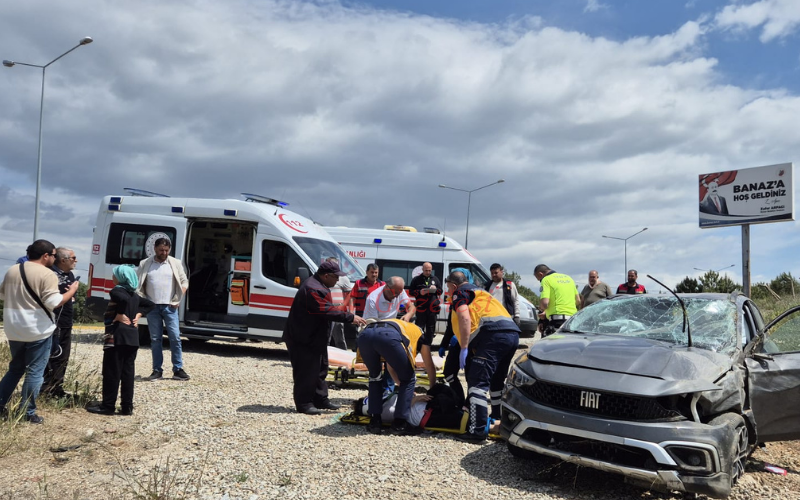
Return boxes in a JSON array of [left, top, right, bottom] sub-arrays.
[[282, 261, 367, 415], [408, 262, 442, 387], [447, 270, 519, 444], [357, 318, 423, 436]]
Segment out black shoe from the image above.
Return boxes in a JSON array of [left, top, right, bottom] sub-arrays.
[[147, 370, 163, 381], [25, 414, 44, 424], [172, 369, 190, 381], [367, 415, 383, 435], [317, 401, 340, 411], [86, 405, 115, 416], [119, 406, 133, 416], [298, 406, 323, 415], [390, 419, 420, 436], [456, 432, 487, 444]]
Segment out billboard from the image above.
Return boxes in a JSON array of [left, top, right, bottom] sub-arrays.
[[699, 163, 794, 228]]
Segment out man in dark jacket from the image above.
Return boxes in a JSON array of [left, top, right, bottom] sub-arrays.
[[282, 261, 367, 415], [408, 262, 442, 387]]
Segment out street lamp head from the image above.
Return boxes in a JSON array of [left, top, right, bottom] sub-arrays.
[[79, 37, 93, 45], [438, 184, 447, 188], [2, 60, 15, 67], [497, 179, 505, 184]]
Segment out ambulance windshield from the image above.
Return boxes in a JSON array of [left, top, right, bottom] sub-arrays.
[[293, 237, 365, 281]]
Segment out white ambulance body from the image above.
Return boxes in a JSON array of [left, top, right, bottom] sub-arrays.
[[324, 226, 538, 335], [87, 194, 364, 343]]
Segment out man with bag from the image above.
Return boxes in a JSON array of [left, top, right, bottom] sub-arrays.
[[0, 240, 79, 423]]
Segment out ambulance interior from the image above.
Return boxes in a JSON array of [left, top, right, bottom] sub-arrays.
[[185, 220, 256, 317]]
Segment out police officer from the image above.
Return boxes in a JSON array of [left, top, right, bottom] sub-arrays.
[[534, 264, 581, 337], [446, 270, 519, 444], [357, 318, 423, 436]]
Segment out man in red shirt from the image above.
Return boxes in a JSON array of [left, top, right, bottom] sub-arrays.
[[616, 269, 647, 294], [349, 263, 384, 317]]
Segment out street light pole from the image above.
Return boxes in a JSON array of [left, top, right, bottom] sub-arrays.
[[438, 179, 504, 249], [3, 36, 93, 240], [602, 227, 648, 280]]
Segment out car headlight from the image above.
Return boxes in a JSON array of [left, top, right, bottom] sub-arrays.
[[508, 365, 535, 388]]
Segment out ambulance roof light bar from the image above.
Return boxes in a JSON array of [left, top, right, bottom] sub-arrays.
[[123, 188, 170, 197], [242, 193, 289, 207]]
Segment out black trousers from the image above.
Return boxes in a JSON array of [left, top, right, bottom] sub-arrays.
[[414, 311, 438, 345], [101, 345, 138, 410], [286, 340, 330, 411], [443, 344, 467, 404], [43, 326, 72, 395]]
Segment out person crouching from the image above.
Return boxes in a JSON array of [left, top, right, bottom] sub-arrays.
[[357, 318, 423, 435]]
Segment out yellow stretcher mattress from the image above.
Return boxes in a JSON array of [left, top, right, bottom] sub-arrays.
[[327, 346, 445, 385], [338, 412, 502, 439]]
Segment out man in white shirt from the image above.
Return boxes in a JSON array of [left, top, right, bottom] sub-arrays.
[[0, 240, 78, 423], [136, 238, 190, 381], [363, 277, 415, 322], [484, 263, 520, 325]]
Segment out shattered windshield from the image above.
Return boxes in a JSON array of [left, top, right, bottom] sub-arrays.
[[565, 296, 738, 354]]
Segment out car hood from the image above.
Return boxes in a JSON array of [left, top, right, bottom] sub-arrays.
[[525, 334, 736, 395]]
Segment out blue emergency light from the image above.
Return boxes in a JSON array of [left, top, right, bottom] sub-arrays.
[[224, 209, 238, 217], [374, 238, 382, 244], [109, 196, 122, 204], [439, 242, 447, 248], [171, 206, 185, 213], [108, 204, 120, 211]]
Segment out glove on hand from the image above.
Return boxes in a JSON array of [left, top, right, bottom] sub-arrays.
[[438, 347, 446, 358], [459, 348, 468, 370]]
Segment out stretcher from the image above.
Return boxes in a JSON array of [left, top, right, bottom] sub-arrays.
[[338, 411, 502, 440], [326, 346, 445, 386]]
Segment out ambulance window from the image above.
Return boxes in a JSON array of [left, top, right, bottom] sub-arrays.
[[447, 263, 490, 287], [106, 224, 177, 265], [374, 260, 444, 286], [262, 240, 305, 286]]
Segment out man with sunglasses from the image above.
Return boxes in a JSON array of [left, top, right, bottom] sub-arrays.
[[283, 261, 367, 415], [0, 240, 79, 423], [41, 247, 79, 399]]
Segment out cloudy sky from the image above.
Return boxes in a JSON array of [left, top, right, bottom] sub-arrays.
[[1, 0, 799, 294]]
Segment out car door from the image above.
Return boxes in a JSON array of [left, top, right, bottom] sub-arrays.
[[745, 305, 800, 442]]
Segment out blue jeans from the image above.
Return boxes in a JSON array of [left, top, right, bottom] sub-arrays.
[[357, 324, 416, 422], [147, 305, 183, 372], [0, 336, 53, 416]]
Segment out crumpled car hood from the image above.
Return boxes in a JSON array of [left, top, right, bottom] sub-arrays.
[[526, 334, 736, 395]]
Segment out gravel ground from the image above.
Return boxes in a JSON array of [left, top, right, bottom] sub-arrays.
[[0, 327, 798, 500]]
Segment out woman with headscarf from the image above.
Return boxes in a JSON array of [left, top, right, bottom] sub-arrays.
[[87, 265, 154, 416]]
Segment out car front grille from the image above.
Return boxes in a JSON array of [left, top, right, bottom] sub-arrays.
[[520, 381, 683, 421]]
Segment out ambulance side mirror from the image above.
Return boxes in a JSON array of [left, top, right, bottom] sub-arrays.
[[294, 267, 310, 287]]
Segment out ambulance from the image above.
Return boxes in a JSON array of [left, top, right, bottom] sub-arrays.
[[86, 192, 364, 343], [324, 225, 538, 336]]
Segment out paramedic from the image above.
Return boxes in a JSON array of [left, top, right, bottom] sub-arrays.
[[534, 264, 580, 337], [136, 238, 190, 381], [484, 263, 520, 325], [408, 262, 442, 387], [447, 270, 519, 443], [357, 318, 423, 435], [282, 261, 367, 415]]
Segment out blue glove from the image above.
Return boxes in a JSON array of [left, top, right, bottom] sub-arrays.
[[449, 336, 459, 347], [438, 347, 446, 358], [459, 348, 468, 370]]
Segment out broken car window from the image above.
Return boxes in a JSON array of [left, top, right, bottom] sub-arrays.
[[565, 296, 738, 354]]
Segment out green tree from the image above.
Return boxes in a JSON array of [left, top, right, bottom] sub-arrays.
[[505, 270, 540, 306], [698, 270, 740, 293], [675, 277, 702, 293], [769, 272, 799, 299]]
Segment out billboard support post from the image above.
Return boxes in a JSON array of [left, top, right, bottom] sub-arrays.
[[741, 224, 751, 297]]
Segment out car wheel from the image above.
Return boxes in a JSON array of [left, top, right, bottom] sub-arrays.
[[709, 413, 749, 487]]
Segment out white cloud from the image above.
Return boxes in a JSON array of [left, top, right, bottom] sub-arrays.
[[714, 0, 800, 42], [0, 0, 798, 289], [584, 0, 608, 14]]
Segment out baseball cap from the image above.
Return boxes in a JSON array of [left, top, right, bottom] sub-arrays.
[[319, 261, 346, 276]]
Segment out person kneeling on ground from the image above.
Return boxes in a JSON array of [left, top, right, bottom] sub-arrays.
[[357, 318, 423, 436]]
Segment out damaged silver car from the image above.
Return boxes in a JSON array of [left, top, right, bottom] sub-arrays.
[[500, 292, 800, 499]]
